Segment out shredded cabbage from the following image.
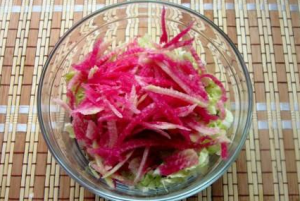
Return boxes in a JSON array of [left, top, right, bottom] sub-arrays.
[[138, 34, 154, 48], [64, 71, 76, 82], [64, 123, 75, 138]]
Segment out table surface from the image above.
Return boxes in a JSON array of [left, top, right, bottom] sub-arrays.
[[0, 0, 300, 200]]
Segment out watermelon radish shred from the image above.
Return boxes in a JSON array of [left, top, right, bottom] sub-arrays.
[[59, 7, 233, 190], [155, 149, 199, 176], [160, 7, 168, 44]]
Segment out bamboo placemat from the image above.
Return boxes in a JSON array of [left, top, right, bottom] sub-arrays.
[[0, 0, 299, 200]]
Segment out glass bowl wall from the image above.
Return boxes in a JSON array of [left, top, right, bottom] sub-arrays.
[[37, 1, 253, 201]]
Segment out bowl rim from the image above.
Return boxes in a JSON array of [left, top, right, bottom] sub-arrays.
[[37, 1, 253, 200]]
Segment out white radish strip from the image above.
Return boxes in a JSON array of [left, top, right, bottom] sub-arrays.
[[145, 122, 191, 131], [104, 165, 112, 171], [175, 104, 197, 117], [102, 151, 134, 179], [98, 114, 115, 122], [104, 177, 115, 188], [130, 86, 138, 106], [137, 93, 148, 105], [156, 61, 193, 95], [144, 85, 208, 107], [142, 122, 171, 139], [216, 135, 231, 143], [129, 86, 141, 114], [52, 98, 72, 113], [86, 120, 97, 140], [92, 143, 107, 175], [91, 163, 105, 177], [131, 65, 139, 74], [129, 103, 141, 114], [104, 99, 123, 118], [95, 156, 106, 173], [112, 174, 134, 186], [88, 66, 98, 79], [73, 106, 104, 115], [187, 122, 220, 135], [134, 147, 150, 183], [111, 174, 125, 182], [134, 75, 147, 87]]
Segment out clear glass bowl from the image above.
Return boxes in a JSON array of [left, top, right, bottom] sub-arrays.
[[37, 1, 253, 200]]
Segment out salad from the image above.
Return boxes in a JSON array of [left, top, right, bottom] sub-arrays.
[[57, 7, 233, 190]]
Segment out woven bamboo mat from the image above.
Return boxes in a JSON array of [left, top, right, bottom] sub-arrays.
[[0, 0, 299, 200]]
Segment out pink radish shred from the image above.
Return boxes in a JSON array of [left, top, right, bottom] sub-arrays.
[[134, 147, 150, 183], [156, 149, 199, 176], [160, 7, 168, 44], [60, 9, 232, 187]]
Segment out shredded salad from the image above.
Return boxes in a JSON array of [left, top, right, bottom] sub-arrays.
[[57, 7, 233, 189]]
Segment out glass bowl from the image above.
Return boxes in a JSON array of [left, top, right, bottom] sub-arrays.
[[37, 1, 253, 200]]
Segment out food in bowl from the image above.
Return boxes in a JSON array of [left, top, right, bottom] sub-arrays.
[[55, 7, 233, 190]]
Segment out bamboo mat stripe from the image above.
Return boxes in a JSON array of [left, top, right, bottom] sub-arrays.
[[0, 102, 298, 113], [0, 0, 300, 201], [0, 121, 299, 133], [0, 3, 300, 13], [0, 119, 299, 133]]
